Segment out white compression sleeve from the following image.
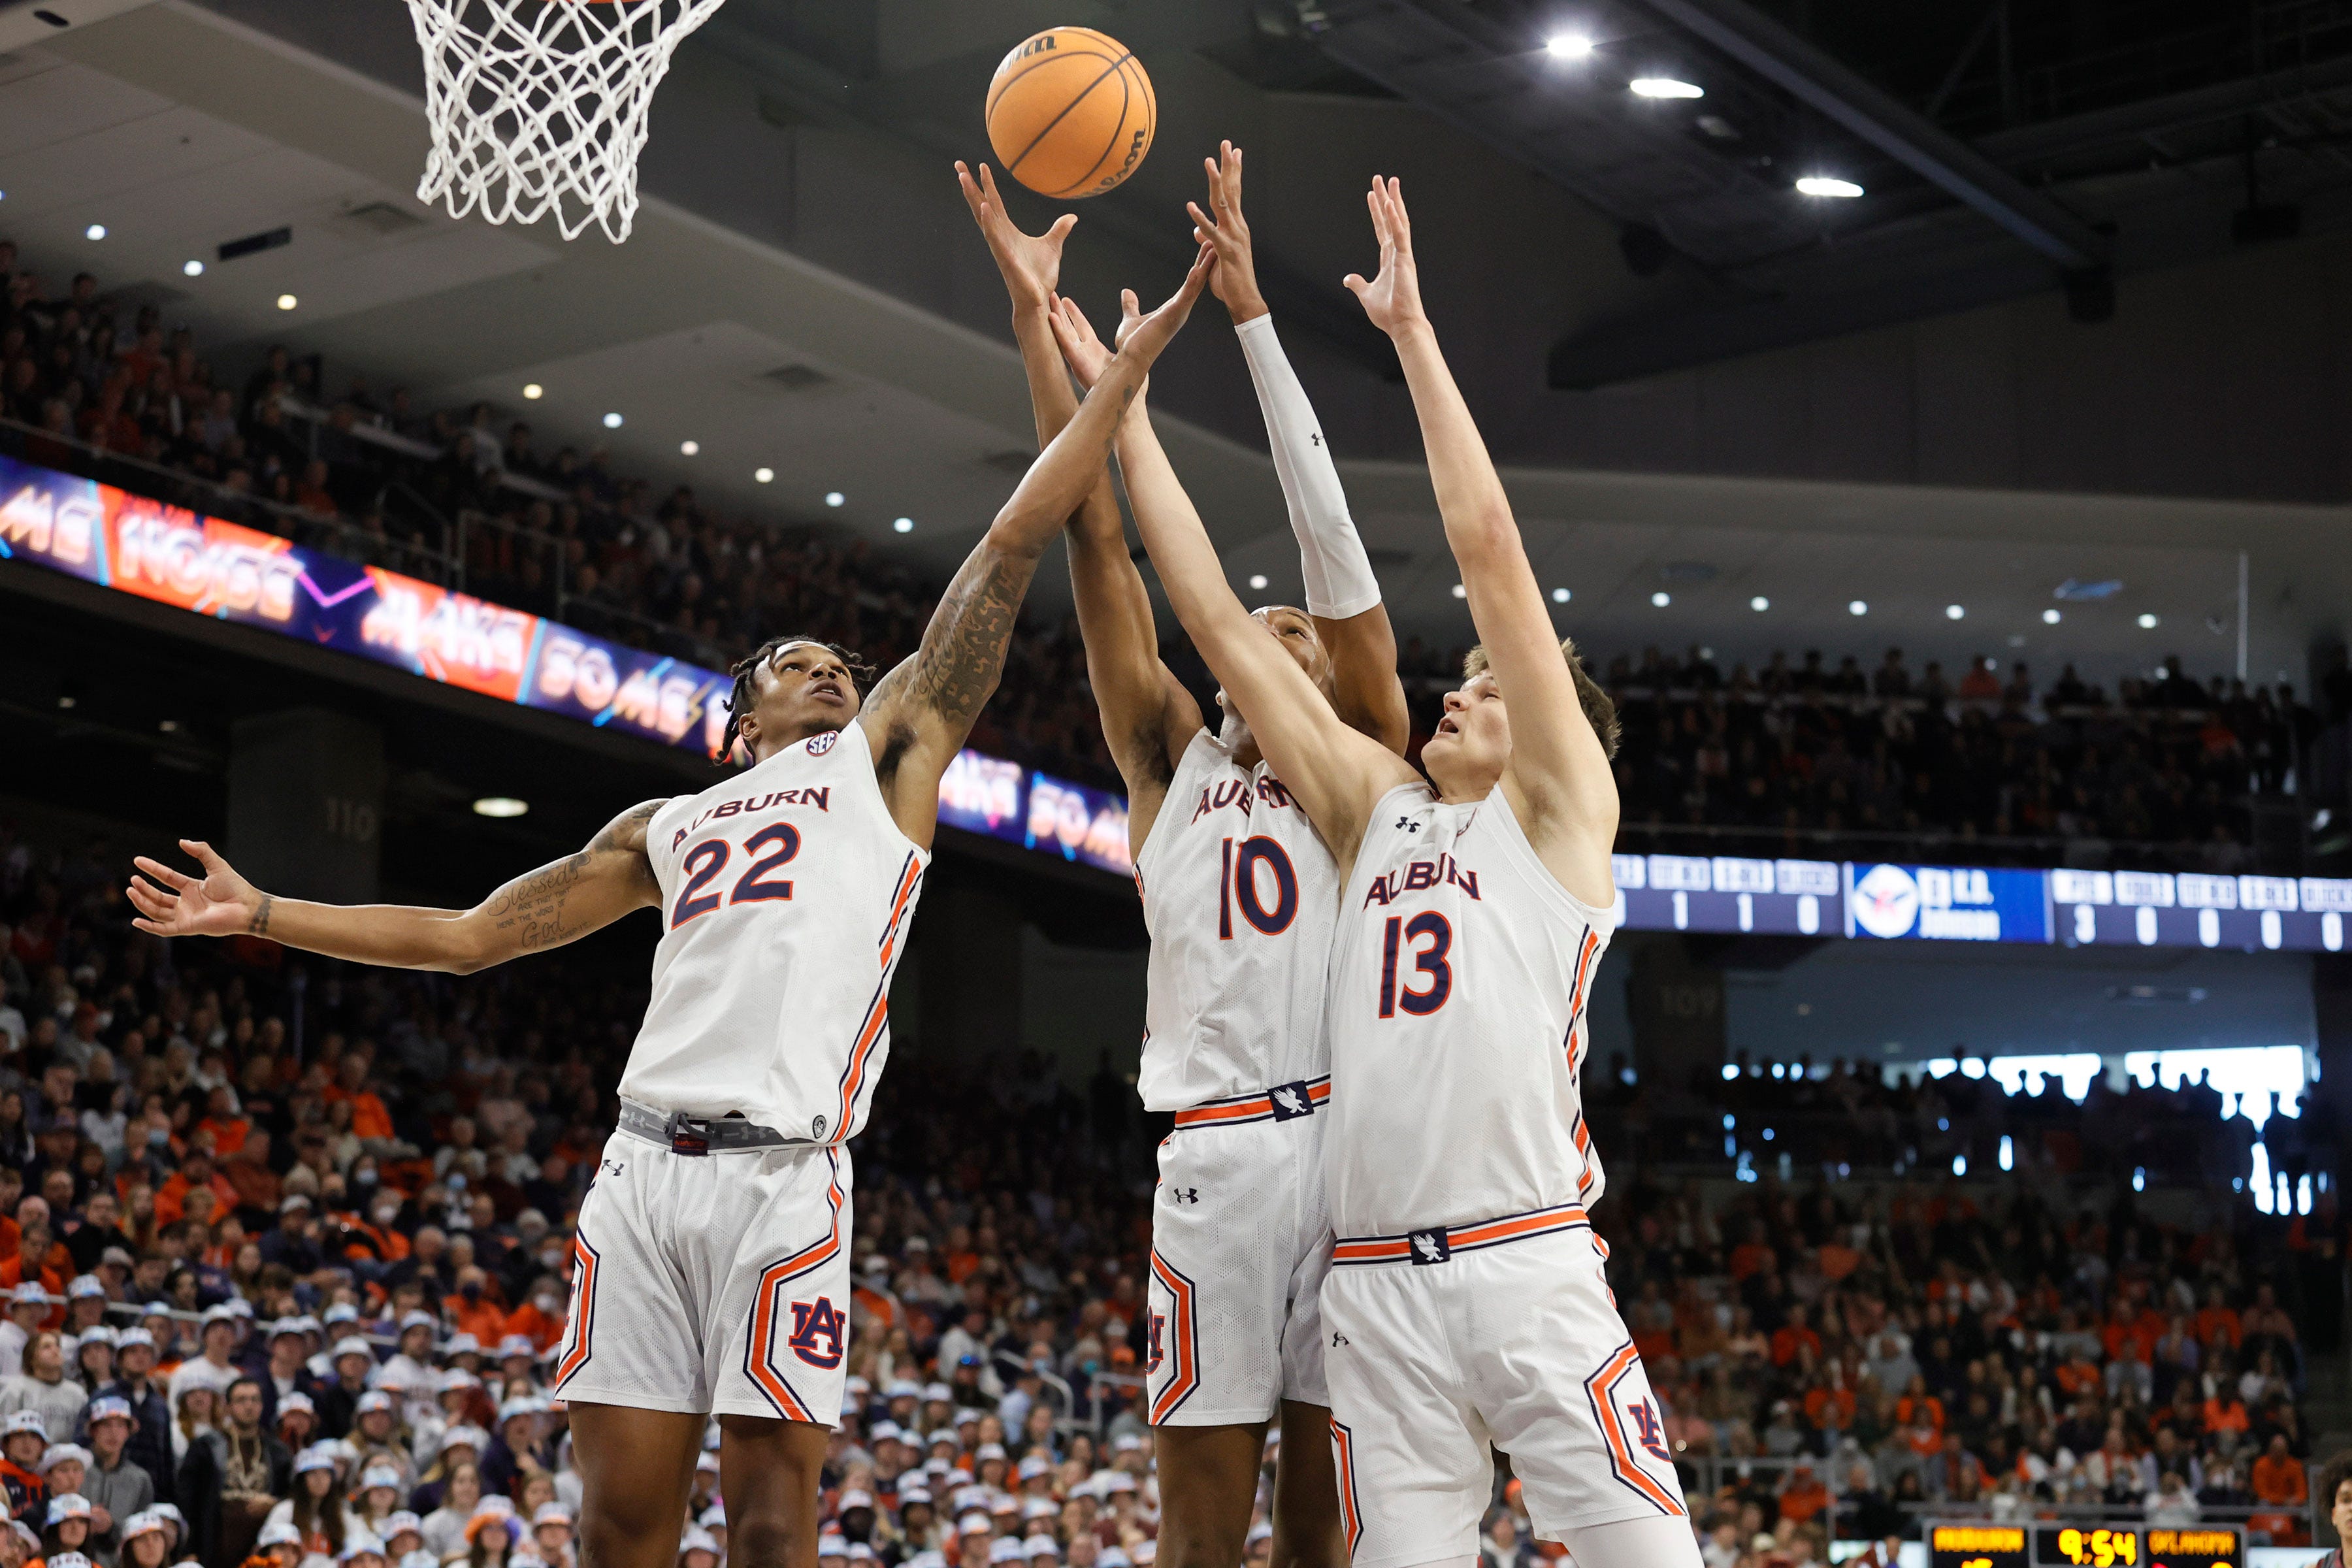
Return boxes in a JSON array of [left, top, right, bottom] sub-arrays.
[[1235, 313, 1383, 620]]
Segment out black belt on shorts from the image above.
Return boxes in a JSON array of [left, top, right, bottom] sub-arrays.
[[616, 1099, 809, 1156]]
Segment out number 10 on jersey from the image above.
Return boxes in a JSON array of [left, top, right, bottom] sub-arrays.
[[1218, 836, 1298, 938]]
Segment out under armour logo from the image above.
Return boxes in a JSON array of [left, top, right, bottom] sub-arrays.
[[600, 1158, 625, 1179], [1309, 433, 1322, 446], [1330, 1331, 1349, 1347], [1394, 817, 1420, 832], [1267, 1081, 1314, 1122], [1170, 1187, 1200, 1205], [1408, 1228, 1450, 1265]]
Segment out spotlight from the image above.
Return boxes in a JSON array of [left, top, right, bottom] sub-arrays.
[[1651, 591, 1670, 608], [680, 440, 700, 456], [1451, 583, 1467, 600], [182, 260, 204, 278], [1750, 596, 1769, 612], [472, 797, 529, 819], [1795, 176, 1863, 199], [1629, 78, 1703, 99], [753, 468, 774, 483], [823, 490, 843, 506], [1945, 604, 1965, 621], [2138, 613, 2159, 629], [1546, 33, 1594, 58], [276, 294, 298, 311], [2042, 608, 2061, 625], [1848, 600, 1867, 616], [1552, 587, 1572, 604], [894, 517, 915, 534], [602, 412, 623, 429], [523, 384, 544, 400], [84, 223, 106, 240], [1249, 574, 1269, 591]]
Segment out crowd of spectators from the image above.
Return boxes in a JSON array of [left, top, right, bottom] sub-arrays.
[[2, 239, 2332, 869], [0, 785, 2344, 1568]]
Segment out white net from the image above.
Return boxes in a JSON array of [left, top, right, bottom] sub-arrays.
[[404, 0, 728, 244]]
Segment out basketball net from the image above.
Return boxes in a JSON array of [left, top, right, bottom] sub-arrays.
[[404, 0, 728, 244]]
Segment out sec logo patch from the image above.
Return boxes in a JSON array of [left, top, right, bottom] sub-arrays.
[[806, 731, 838, 757]]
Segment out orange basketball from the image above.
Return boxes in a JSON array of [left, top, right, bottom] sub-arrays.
[[984, 27, 1155, 199]]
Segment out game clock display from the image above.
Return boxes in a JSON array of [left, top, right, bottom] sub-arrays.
[[2031, 1526, 2243, 1568]]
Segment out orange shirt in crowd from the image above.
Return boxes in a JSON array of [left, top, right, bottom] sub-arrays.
[[1771, 1324, 1822, 1367], [503, 1299, 566, 1354], [2252, 1452, 2308, 1506], [1778, 1473, 1831, 1525], [2204, 1396, 2249, 1435]]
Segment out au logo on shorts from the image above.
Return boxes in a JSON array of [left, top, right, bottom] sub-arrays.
[[1408, 1228, 1450, 1265], [787, 1298, 845, 1367], [1267, 1081, 1315, 1121], [1147, 1312, 1166, 1375]]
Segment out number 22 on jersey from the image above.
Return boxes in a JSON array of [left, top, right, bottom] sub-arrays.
[[672, 823, 804, 928]]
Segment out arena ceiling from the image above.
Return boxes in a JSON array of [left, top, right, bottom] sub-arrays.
[[4, 0, 2351, 687]]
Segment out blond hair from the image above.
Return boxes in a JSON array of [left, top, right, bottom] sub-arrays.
[[1462, 636, 1620, 759]]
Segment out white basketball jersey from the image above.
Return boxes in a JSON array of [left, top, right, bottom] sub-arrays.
[[1133, 729, 1340, 1112], [617, 719, 926, 1143], [1326, 783, 1613, 1237]]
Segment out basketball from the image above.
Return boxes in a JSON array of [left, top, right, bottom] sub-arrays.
[[984, 27, 1156, 199]]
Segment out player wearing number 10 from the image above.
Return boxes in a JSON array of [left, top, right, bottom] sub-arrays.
[[120, 259, 1213, 1568], [960, 146, 1408, 1566]]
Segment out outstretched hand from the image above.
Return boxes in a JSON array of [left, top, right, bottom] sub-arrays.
[[1188, 140, 1267, 325], [1343, 176, 1426, 337], [1047, 290, 1143, 393], [126, 840, 264, 938], [956, 159, 1075, 310]]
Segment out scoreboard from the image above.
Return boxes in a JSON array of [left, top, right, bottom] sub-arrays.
[[1611, 855, 1842, 936], [1926, 1523, 2242, 1568], [2033, 1525, 2242, 1568], [2052, 869, 2351, 954]]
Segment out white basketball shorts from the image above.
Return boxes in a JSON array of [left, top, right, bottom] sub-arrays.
[[1145, 1076, 1333, 1426], [1320, 1207, 1691, 1567], [552, 1132, 852, 1424]]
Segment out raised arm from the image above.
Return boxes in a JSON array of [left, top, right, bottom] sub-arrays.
[[1191, 142, 1409, 755], [1052, 297, 1416, 872], [124, 800, 666, 974], [862, 242, 1215, 847], [956, 161, 1199, 849], [1346, 177, 1617, 900]]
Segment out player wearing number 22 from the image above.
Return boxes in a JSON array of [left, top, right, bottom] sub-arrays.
[[123, 258, 1217, 1568], [1064, 172, 1701, 1568]]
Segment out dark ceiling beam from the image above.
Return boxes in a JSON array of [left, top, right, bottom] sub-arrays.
[[1623, 0, 2110, 270]]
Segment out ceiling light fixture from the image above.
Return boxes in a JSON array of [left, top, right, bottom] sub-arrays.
[[1946, 604, 1965, 620], [893, 517, 915, 534], [2042, 608, 2061, 625], [84, 223, 106, 241], [679, 440, 700, 456], [1451, 583, 1468, 600], [755, 468, 775, 483], [276, 294, 297, 311], [1629, 77, 1703, 99], [823, 490, 843, 506], [1249, 574, 1269, 591], [1848, 600, 1868, 615], [182, 260, 204, 278], [522, 384, 544, 400], [1750, 595, 1769, 612], [602, 412, 623, 429], [1651, 591, 1671, 608], [2138, 613, 2159, 629], [1795, 176, 1863, 199], [1546, 33, 1594, 58], [1552, 587, 1572, 604], [472, 797, 529, 819]]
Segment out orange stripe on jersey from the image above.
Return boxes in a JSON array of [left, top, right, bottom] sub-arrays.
[[1584, 1341, 1685, 1516], [832, 855, 923, 1143], [1448, 1205, 1588, 1250], [1330, 1235, 1413, 1264], [1171, 1078, 1330, 1129], [743, 1155, 845, 1422]]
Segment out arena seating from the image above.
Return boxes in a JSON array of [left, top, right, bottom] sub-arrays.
[[1, 247, 2323, 875], [0, 815, 2331, 1568]]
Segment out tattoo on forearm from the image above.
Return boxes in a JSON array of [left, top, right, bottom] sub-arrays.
[[485, 799, 662, 952], [248, 894, 272, 938], [906, 550, 1036, 730]]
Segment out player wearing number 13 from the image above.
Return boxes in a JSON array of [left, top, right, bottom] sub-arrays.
[[1074, 175, 1698, 1568], [122, 255, 1215, 1568]]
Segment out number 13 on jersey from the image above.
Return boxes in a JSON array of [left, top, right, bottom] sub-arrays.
[[1377, 913, 1452, 1017]]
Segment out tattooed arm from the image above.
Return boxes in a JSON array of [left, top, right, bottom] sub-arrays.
[[125, 800, 666, 973], [862, 239, 1215, 847]]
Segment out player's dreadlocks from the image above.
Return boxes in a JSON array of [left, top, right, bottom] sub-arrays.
[[720, 635, 877, 763]]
